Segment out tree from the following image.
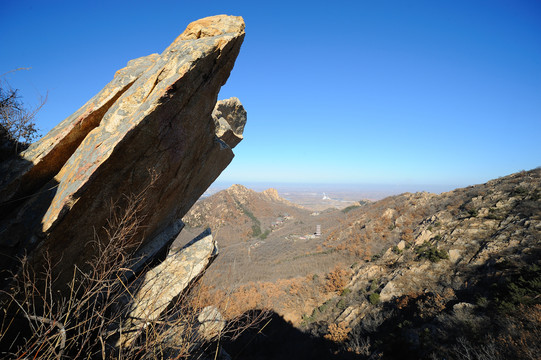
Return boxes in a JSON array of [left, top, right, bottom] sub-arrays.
[[0, 68, 45, 153]]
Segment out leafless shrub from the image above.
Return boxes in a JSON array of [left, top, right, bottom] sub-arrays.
[[324, 265, 350, 293], [0, 68, 46, 152], [347, 325, 371, 356], [453, 337, 500, 360], [359, 309, 385, 333], [0, 172, 156, 359], [324, 321, 350, 343], [0, 171, 262, 359]]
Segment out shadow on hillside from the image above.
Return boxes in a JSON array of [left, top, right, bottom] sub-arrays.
[[223, 310, 360, 360], [0, 144, 63, 353], [342, 247, 541, 359], [0, 155, 61, 291]]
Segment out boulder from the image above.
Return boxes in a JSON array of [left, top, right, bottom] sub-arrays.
[[212, 97, 247, 148], [414, 229, 433, 246], [379, 281, 400, 302], [382, 208, 397, 220], [336, 304, 368, 325], [448, 249, 462, 263], [197, 306, 226, 340], [0, 14, 246, 293], [120, 229, 218, 346]]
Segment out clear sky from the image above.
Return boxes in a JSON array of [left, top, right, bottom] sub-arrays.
[[1, 1, 540, 191]]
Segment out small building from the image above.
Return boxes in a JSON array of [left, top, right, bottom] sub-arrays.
[[315, 224, 321, 236]]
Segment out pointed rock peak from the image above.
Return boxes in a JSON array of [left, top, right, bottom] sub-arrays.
[[261, 188, 306, 209], [175, 15, 245, 42], [0, 14, 246, 294], [227, 184, 251, 194], [262, 188, 280, 200]]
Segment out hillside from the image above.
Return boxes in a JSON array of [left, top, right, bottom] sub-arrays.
[[179, 184, 308, 246], [181, 168, 541, 359], [176, 185, 351, 287], [298, 168, 541, 359]]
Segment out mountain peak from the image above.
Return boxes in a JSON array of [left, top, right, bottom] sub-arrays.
[[228, 184, 250, 192], [262, 188, 280, 200]]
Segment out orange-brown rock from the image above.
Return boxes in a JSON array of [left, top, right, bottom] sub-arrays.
[[0, 15, 246, 290], [0, 54, 158, 217]]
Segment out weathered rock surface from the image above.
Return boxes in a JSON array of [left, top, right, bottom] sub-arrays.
[[197, 305, 226, 340], [121, 229, 217, 346], [0, 15, 246, 290], [287, 168, 541, 358], [212, 97, 246, 148], [0, 55, 158, 217], [344, 169, 541, 311]]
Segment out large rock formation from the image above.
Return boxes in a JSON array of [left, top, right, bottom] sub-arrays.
[[0, 15, 246, 293], [0, 54, 158, 218]]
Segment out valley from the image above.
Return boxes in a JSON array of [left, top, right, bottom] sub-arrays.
[[176, 168, 541, 359]]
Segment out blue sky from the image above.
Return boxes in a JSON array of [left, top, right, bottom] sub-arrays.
[[1, 1, 540, 191]]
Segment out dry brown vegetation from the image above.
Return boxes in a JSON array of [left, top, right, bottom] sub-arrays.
[[0, 176, 153, 359], [324, 322, 350, 343], [324, 265, 350, 294], [173, 169, 541, 359], [196, 274, 321, 323], [0, 176, 262, 359]]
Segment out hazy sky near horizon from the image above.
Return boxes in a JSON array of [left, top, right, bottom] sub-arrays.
[[1, 1, 540, 190]]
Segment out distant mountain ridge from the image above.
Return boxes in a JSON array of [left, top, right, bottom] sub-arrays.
[[179, 184, 311, 249], [183, 184, 306, 226]]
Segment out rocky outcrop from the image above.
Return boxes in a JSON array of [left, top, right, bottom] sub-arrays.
[[261, 187, 304, 208], [0, 15, 248, 359], [197, 305, 226, 340], [299, 169, 540, 359], [213, 97, 246, 148], [0, 54, 158, 218], [0, 15, 246, 291], [337, 170, 541, 312], [120, 229, 218, 346]]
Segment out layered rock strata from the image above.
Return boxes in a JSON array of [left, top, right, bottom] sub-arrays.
[[0, 14, 245, 296]]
